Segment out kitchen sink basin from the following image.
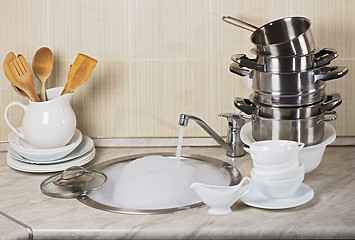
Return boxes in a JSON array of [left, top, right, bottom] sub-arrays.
[[78, 152, 242, 214]]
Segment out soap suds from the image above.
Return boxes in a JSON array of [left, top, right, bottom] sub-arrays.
[[88, 155, 231, 210]]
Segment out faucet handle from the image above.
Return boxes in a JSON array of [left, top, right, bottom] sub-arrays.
[[218, 113, 245, 130]]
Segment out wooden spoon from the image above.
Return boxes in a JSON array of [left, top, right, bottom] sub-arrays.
[[61, 54, 98, 95], [32, 47, 54, 101], [8, 54, 41, 102]]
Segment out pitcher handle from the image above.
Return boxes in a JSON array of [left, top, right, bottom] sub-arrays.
[[243, 147, 257, 156], [4, 101, 27, 139], [239, 177, 252, 198]]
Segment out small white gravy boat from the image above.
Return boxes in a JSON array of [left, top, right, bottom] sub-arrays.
[[190, 177, 251, 215]]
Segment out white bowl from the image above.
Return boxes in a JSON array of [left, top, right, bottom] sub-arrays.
[[252, 159, 299, 175], [8, 129, 82, 161], [240, 122, 336, 173], [245, 140, 303, 167], [252, 174, 304, 199], [251, 160, 305, 181]]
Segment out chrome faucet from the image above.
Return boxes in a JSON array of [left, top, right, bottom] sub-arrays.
[[179, 113, 245, 157]]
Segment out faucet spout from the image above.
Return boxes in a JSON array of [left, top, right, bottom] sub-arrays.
[[179, 114, 232, 154], [179, 113, 245, 158]]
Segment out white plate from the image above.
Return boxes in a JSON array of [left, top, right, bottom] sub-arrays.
[[9, 136, 94, 164], [6, 147, 95, 173], [8, 129, 82, 161], [240, 183, 314, 209]]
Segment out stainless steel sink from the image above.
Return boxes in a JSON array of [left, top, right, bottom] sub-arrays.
[[78, 152, 242, 214]]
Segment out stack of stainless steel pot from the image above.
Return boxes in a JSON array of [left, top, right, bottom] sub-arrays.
[[223, 16, 348, 146]]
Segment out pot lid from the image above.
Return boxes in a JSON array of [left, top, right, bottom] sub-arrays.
[[40, 166, 107, 198]]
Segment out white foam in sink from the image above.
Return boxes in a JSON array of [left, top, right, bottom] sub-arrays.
[[88, 155, 231, 210]]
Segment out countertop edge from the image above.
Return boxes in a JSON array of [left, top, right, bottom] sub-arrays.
[[0, 210, 33, 240], [0, 136, 354, 152]]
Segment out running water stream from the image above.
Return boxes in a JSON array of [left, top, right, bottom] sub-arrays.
[[175, 125, 185, 162]]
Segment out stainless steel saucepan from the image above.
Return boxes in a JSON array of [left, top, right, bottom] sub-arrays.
[[242, 112, 336, 146], [251, 89, 326, 107], [230, 63, 348, 95], [232, 48, 338, 72], [222, 15, 315, 56], [234, 93, 341, 120]]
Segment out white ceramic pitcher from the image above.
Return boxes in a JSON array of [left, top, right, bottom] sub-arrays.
[[5, 87, 76, 149]]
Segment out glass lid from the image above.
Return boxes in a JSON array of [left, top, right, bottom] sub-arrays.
[[40, 166, 107, 198]]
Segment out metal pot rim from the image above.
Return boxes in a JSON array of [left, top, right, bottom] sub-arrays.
[[250, 16, 312, 47]]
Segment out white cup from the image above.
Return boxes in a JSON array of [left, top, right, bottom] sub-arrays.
[[244, 140, 304, 167], [4, 87, 76, 149]]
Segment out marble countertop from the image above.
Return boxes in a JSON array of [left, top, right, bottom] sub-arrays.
[[0, 146, 354, 239]]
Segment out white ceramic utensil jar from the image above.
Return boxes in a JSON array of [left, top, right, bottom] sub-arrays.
[[5, 87, 76, 149]]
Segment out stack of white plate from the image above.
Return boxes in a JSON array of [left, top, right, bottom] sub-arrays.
[[7, 129, 95, 173]]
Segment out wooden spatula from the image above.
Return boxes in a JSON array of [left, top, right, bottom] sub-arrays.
[[4, 53, 41, 102], [3, 52, 29, 98], [61, 54, 98, 95]]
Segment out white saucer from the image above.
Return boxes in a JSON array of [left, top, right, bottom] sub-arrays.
[[9, 136, 94, 164], [8, 129, 82, 161], [6, 147, 95, 173], [240, 183, 314, 209]]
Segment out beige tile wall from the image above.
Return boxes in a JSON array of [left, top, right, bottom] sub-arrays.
[[0, 0, 354, 141]]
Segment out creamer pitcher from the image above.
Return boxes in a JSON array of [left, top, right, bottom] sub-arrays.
[[5, 87, 76, 149]]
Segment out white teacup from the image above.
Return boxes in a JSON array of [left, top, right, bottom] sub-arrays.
[[244, 140, 304, 167], [5, 87, 76, 149]]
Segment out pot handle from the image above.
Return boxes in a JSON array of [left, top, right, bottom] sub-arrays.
[[222, 16, 258, 32], [234, 97, 258, 115], [230, 63, 253, 78], [317, 111, 337, 124], [320, 93, 342, 112], [314, 66, 349, 82], [231, 54, 266, 72], [313, 48, 338, 68]]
